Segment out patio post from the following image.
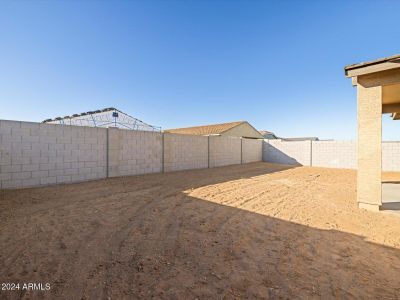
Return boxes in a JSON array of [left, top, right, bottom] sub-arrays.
[[357, 83, 382, 211]]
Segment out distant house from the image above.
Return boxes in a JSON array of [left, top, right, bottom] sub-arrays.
[[259, 130, 319, 141], [164, 121, 263, 139], [259, 130, 278, 139], [281, 137, 319, 141]]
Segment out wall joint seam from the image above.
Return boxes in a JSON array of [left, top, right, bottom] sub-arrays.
[[161, 133, 165, 173], [106, 128, 109, 178], [240, 138, 243, 164], [208, 136, 210, 168]]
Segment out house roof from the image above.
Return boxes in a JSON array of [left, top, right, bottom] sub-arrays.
[[345, 54, 400, 71], [164, 121, 247, 136], [344, 54, 400, 77], [259, 130, 274, 135], [281, 137, 319, 141], [260, 131, 278, 139]]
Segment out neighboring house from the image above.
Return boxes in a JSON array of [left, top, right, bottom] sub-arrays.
[[281, 137, 319, 141], [43, 107, 161, 132], [164, 121, 263, 139], [259, 130, 278, 139], [259, 130, 319, 141]]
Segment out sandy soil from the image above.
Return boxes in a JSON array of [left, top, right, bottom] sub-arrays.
[[1, 162, 400, 299]]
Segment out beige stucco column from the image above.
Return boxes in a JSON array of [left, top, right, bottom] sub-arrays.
[[345, 55, 400, 211], [357, 84, 382, 211]]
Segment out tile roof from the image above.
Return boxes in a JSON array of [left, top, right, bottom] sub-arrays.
[[164, 121, 246, 135], [344, 53, 400, 71]]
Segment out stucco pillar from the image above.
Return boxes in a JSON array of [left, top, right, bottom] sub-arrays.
[[357, 84, 382, 211]]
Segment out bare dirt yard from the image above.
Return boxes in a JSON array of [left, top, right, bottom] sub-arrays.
[[2, 162, 400, 299]]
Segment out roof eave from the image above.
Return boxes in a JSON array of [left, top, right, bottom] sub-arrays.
[[218, 121, 245, 134], [344, 54, 400, 77]]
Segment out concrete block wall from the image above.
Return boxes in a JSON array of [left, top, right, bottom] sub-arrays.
[[311, 141, 357, 169], [382, 142, 400, 171], [108, 128, 162, 177], [1, 119, 265, 189], [263, 139, 311, 166], [209, 136, 241, 167], [263, 139, 400, 172], [4, 118, 400, 190], [163, 133, 208, 172], [242, 138, 262, 163], [0, 120, 107, 188], [5, 117, 400, 190]]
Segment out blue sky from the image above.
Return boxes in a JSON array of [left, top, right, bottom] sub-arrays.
[[0, 0, 399, 140]]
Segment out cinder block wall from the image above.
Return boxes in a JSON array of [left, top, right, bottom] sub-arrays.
[[382, 142, 400, 171], [163, 133, 208, 172], [242, 138, 262, 163], [311, 141, 356, 169], [209, 136, 241, 167], [0, 119, 265, 189], [108, 128, 162, 177], [263, 139, 311, 166], [0, 120, 107, 188], [4, 118, 400, 190], [263, 139, 400, 171]]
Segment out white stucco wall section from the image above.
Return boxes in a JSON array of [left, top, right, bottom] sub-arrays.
[[263, 139, 400, 171]]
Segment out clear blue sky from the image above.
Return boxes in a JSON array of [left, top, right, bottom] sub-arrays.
[[1, 0, 399, 140]]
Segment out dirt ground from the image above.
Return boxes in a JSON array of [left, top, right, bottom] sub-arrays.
[[1, 162, 400, 299]]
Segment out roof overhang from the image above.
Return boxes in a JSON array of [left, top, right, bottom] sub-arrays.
[[345, 54, 400, 78], [345, 54, 400, 121]]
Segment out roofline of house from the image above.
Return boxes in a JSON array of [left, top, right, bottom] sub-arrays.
[[344, 54, 400, 77], [209, 121, 246, 134], [223, 121, 264, 138], [164, 121, 245, 133], [281, 137, 319, 141]]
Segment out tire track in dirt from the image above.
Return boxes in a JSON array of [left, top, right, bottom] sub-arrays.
[[56, 187, 165, 299]]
